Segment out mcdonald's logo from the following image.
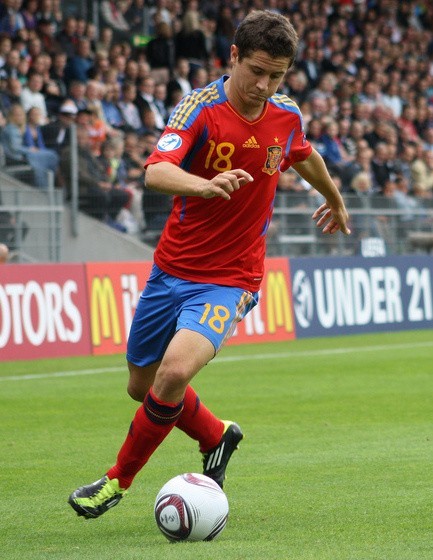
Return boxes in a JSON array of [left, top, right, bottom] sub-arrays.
[[90, 276, 122, 346], [266, 270, 294, 334]]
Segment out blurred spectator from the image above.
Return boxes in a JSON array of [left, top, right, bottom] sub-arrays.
[[124, 0, 145, 34], [297, 45, 322, 88], [215, 5, 235, 67], [100, 0, 131, 42], [0, 47, 20, 80], [0, 34, 12, 67], [88, 50, 110, 81], [0, 242, 9, 263], [146, 21, 175, 82], [364, 117, 395, 150], [49, 50, 67, 97], [201, 15, 217, 62], [319, 119, 352, 175], [38, 0, 62, 32], [23, 105, 46, 148], [148, 0, 172, 34], [41, 98, 76, 153], [411, 149, 433, 198], [0, 76, 22, 111], [358, 80, 384, 109], [175, 0, 208, 68], [124, 58, 138, 84], [166, 57, 191, 103], [75, 106, 91, 130], [0, 1, 25, 37], [100, 135, 143, 233], [382, 82, 403, 118], [36, 16, 60, 55], [96, 26, 113, 54], [349, 171, 383, 242], [283, 69, 309, 106], [20, 70, 48, 122], [118, 81, 143, 132], [306, 118, 326, 158], [64, 37, 94, 84], [110, 51, 127, 85], [343, 146, 376, 192], [153, 81, 169, 124], [191, 66, 208, 89], [371, 142, 393, 193], [384, 177, 429, 237], [134, 75, 165, 132], [101, 81, 124, 130], [59, 124, 129, 227], [122, 129, 146, 174], [27, 36, 43, 64], [66, 79, 87, 111], [31, 51, 51, 83], [55, 15, 77, 58], [395, 142, 417, 188], [338, 118, 357, 158], [85, 79, 104, 115], [21, 0, 38, 32], [398, 104, 420, 144], [1, 103, 58, 188], [421, 127, 433, 151], [86, 103, 108, 156]]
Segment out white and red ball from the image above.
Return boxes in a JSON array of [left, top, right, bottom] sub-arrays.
[[154, 473, 229, 542]]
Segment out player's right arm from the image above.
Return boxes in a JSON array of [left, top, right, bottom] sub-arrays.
[[145, 161, 253, 201]]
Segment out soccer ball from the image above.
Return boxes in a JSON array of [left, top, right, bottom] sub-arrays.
[[154, 473, 229, 542]]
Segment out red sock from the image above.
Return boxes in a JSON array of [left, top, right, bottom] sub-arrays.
[[107, 388, 184, 489], [176, 385, 224, 452]]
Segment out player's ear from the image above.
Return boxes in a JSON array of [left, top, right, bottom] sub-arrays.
[[230, 45, 239, 65]]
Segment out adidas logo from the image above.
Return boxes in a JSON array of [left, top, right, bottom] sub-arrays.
[[205, 442, 225, 470], [242, 136, 260, 148]]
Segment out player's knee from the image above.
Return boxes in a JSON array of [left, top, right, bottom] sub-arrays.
[[127, 382, 145, 402], [155, 364, 192, 393]]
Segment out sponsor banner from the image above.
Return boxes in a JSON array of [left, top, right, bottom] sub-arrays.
[[0, 264, 91, 360], [229, 257, 296, 344], [85, 261, 153, 355], [290, 256, 433, 337]]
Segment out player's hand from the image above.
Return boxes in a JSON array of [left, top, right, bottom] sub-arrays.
[[312, 202, 351, 235], [201, 169, 254, 200]]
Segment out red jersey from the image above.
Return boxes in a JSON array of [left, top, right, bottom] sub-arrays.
[[144, 76, 312, 292]]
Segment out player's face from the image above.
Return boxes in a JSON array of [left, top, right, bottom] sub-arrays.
[[229, 45, 290, 109]]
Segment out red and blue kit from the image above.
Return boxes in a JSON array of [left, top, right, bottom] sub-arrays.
[[144, 76, 312, 292]]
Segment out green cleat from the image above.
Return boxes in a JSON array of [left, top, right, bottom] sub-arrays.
[[202, 421, 244, 489], [68, 475, 126, 519]]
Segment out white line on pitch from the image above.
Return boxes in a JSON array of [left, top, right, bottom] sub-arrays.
[[1, 340, 432, 382]]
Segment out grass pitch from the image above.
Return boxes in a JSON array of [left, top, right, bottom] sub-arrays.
[[1, 331, 433, 560]]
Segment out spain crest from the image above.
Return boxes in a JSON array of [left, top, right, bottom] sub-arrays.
[[262, 146, 282, 176]]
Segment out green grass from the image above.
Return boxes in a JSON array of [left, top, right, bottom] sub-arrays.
[[1, 331, 433, 560]]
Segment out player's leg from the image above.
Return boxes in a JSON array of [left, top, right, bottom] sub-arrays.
[[68, 265, 177, 518], [105, 328, 216, 491], [173, 283, 258, 487], [125, 361, 237, 488], [127, 360, 160, 402]]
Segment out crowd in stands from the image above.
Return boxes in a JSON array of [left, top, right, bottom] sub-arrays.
[[0, 0, 432, 244]]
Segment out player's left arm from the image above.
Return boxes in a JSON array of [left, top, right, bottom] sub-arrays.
[[293, 148, 351, 235]]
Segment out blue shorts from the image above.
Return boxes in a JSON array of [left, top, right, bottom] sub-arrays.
[[127, 264, 258, 367]]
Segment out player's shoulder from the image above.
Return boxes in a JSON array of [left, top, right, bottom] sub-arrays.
[[168, 79, 224, 131], [269, 93, 302, 116]]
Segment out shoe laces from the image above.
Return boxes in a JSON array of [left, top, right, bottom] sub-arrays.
[[91, 479, 120, 505]]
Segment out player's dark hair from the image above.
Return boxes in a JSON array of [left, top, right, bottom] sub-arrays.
[[234, 10, 298, 66]]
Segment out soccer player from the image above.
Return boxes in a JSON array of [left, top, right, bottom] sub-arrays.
[[69, 10, 351, 519]]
